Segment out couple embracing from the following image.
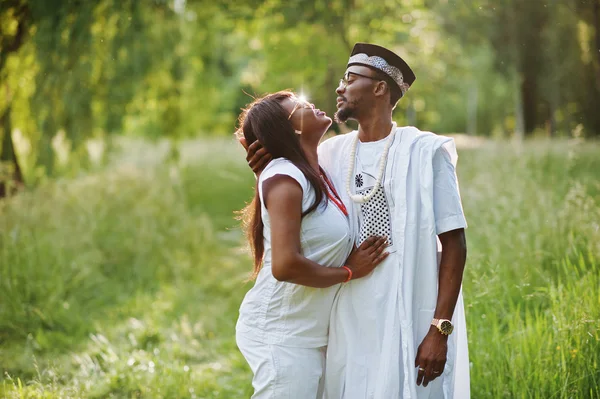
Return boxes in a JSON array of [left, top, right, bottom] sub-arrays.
[[235, 43, 469, 399]]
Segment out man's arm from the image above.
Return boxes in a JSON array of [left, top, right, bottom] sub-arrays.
[[435, 229, 467, 320], [239, 138, 272, 175], [240, 133, 338, 176], [415, 144, 468, 387], [415, 229, 467, 387]]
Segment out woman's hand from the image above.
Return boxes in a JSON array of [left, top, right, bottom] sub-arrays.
[[345, 236, 389, 280]]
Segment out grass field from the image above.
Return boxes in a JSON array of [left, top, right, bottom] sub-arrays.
[[1, 137, 599, 398]]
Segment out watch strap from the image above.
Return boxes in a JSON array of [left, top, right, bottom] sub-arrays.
[[431, 318, 453, 335]]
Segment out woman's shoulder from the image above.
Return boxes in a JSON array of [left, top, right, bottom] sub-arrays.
[[258, 158, 310, 205], [260, 158, 307, 187], [262, 157, 300, 175], [264, 157, 295, 170]]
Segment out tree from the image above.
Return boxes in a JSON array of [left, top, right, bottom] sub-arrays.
[[0, 0, 186, 196], [0, 1, 29, 196], [437, 0, 600, 137]]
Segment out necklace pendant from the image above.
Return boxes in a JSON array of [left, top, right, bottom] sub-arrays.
[[346, 122, 397, 205]]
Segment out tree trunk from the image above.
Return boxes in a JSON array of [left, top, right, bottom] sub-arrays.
[[594, 0, 600, 92], [0, 105, 24, 198], [508, 1, 524, 141], [520, 33, 541, 135], [466, 82, 478, 135], [0, 4, 29, 197], [513, 72, 525, 141], [547, 96, 557, 138]]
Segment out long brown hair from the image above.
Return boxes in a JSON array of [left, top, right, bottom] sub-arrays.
[[236, 91, 327, 279]]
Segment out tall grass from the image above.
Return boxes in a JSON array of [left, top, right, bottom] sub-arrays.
[[0, 137, 599, 398], [1, 138, 255, 398], [458, 140, 600, 398]]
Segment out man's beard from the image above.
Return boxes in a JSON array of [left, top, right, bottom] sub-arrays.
[[335, 105, 356, 123]]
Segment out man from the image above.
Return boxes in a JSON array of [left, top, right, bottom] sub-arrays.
[[244, 43, 469, 398]]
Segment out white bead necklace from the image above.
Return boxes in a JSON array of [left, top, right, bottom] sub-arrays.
[[346, 122, 397, 204]]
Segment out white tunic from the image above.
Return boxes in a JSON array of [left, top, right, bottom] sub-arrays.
[[318, 127, 470, 399], [236, 158, 353, 348]]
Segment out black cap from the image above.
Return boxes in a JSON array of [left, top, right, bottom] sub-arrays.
[[347, 43, 416, 96]]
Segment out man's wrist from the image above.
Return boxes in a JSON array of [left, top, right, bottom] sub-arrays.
[[428, 325, 450, 339], [431, 318, 454, 335]]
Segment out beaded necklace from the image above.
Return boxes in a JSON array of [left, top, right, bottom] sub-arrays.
[[345, 122, 397, 204]]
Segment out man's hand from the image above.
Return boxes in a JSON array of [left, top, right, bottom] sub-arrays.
[[414, 228, 466, 387], [415, 326, 448, 387], [239, 137, 272, 175]]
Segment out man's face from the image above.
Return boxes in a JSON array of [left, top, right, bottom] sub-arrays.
[[334, 65, 381, 123]]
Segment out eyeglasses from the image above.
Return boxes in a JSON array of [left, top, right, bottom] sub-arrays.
[[339, 71, 382, 89], [288, 98, 313, 120]]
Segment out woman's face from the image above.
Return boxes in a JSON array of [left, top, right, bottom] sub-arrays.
[[281, 96, 332, 141]]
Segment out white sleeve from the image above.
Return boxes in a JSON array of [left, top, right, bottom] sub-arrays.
[[258, 159, 311, 212], [433, 147, 468, 235]]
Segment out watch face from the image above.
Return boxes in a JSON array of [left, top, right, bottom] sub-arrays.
[[440, 320, 454, 335]]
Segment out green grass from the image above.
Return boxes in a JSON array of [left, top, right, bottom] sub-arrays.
[[458, 140, 600, 398], [1, 137, 599, 398]]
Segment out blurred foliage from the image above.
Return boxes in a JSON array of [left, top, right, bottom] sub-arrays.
[[0, 0, 599, 186]]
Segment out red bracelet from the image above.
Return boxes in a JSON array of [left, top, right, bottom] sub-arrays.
[[341, 266, 352, 283]]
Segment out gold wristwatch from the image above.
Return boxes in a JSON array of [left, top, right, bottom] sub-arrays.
[[431, 318, 454, 335]]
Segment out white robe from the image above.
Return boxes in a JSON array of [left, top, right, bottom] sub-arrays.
[[318, 126, 470, 399]]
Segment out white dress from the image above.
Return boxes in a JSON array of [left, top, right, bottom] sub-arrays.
[[318, 126, 470, 399], [236, 158, 353, 398]]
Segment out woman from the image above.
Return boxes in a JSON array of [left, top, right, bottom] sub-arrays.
[[236, 91, 389, 398]]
